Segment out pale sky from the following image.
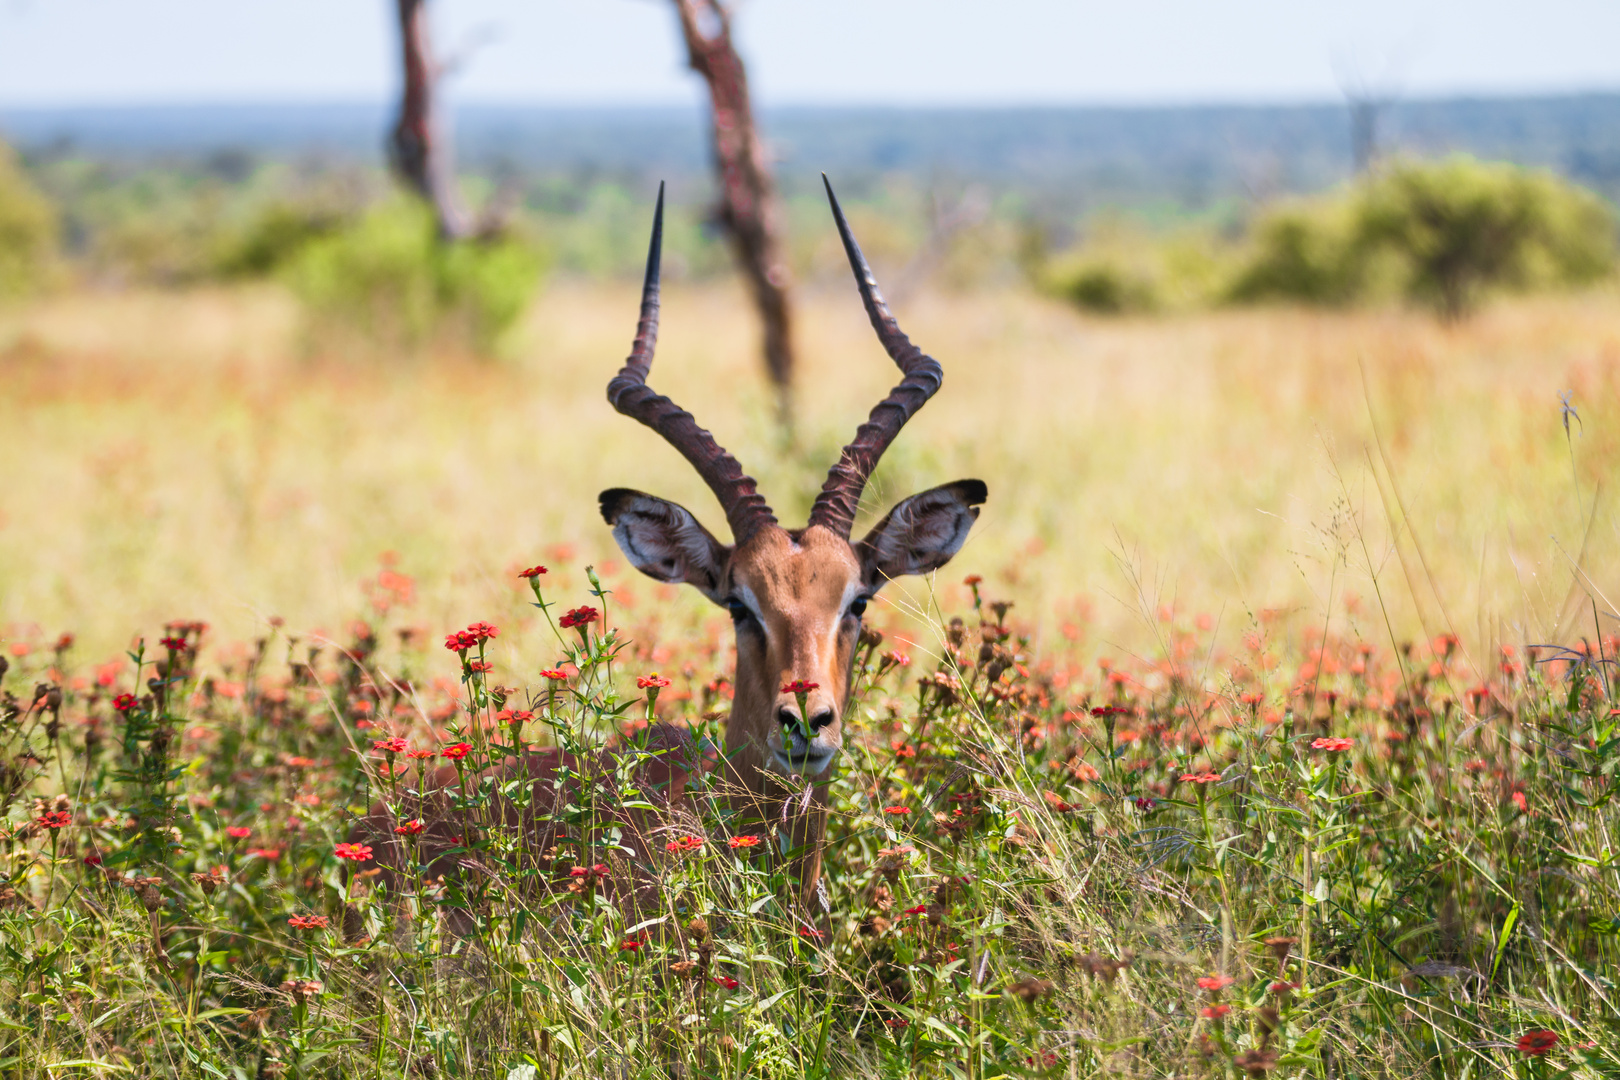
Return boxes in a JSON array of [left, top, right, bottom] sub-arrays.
[[0, 0, 1615, 108]]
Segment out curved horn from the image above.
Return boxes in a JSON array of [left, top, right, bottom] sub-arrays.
[[607, 183, 777, 543], [806, 175, 945, 537]]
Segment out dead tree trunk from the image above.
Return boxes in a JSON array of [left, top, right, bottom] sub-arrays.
[[673, 0, 796, 409], [390, 0, 470, 240]]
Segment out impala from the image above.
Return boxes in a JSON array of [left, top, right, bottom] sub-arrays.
[[348, 178, 984, 922], [599, 177, 986, 907]]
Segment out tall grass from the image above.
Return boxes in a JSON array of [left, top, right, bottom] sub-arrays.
[[0, 555, 1612, 1077], [0, 278, 1617, 1075]]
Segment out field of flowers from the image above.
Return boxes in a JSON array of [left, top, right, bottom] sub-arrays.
[[0, 546, 1615, 1078], [3, 276, 1620, 1076]]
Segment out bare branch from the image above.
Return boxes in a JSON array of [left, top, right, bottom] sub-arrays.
[[672, 0, 796, 407]]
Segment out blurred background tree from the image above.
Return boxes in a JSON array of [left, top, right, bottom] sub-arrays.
[[0, 141, 57, 297]]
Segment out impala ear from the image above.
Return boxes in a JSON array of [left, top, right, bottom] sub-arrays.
[[599, 488, 731, 604], [858, 479, 987, 587]]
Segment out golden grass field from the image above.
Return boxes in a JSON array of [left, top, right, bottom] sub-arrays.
[[3, 279, 1618, 670]]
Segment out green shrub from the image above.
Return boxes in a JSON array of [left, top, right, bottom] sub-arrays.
[[1224, 202, 1363, 306], [1056, 259, 1158, 314], [285, 198, 546, 354], [213, 200, 345, 279], [1355, 156, 1616, 318], [0, 144, 58, 297]]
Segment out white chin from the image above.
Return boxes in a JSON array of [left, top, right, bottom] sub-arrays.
[[772, 748, 836, 776]]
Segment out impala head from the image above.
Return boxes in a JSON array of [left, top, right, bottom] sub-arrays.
[[600, 178, 986, 783]]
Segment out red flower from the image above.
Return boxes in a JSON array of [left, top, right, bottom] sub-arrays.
[[1516, 1030, 1558, 1056], [963, 574, 983, 586], [287, 915, 329, 931], [1511, 791, 1529, 814], [466, 661, 493, 674], [797, 926, 823, 940], [518, 565, 548, 579], [394, 819, 425, 836], [727, 835, 761, 849], [333, 842, 372, 861], [1180, 772, 1222, 785], [637, 673, 673, 690], [1200, 1005, 1231, 1019], [559, 607, 599, 629], [619, 939, 642, 952], [467, 621, 498, 642], [1311, 737, 1353, 752], [83, 853, 102, 866], [159, 635, 188, 651], [539, 669, 567, 680], [884, 805, 911, 816], [35, 811, 71, 830], [1196, 975, 1234, 991], [371, 737, 409, 754], [225, 826, 252, 839], [444, 630, 478, 653], [406, 748, 437, 760], [112, 693, 138, 712], [248, 847, 282, 859], [441, 743, 472, 761], [712, 975, 740, 990], [902, 905, 927, 916], [665, 835, 704, 854], [1269, 980, 1300, 994], [781, 680, 820, 695], [497, 709, 534, 724]]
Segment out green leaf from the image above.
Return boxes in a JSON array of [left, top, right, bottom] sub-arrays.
[[1491, 902, 1521, 982]]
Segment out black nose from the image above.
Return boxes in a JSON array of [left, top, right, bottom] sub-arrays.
[[808, 708, 836, 732], [776, 706, 800, 729]]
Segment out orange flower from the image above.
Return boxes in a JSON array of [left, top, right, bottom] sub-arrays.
[[518, 565, 548, 579], [333, 842, 372, 861], [1180, 772, 1222, 785], [287, 915, 328, 930], [726, 835, 761, 849], [394, 819, 425, 836], [637, 673, 673, 690], [1196, 975, 1234, 991], [1310, 737, 1353, 752], [539, 669, 567, 680], [665, 835, 704, 854], [1200, 1005, 1231, 1019], [226, 826, 251, 839], [372, 737, 409, 754], [884, 805, 911, 816]]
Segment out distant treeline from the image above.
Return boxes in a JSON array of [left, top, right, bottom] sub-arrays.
[[5, 94, 1620, 211]]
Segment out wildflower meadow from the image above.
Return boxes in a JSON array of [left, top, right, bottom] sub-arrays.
[[0, 529, 1615, 1077]]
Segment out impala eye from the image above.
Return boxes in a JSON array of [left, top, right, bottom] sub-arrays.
[[726, 598, 751, 623], [848, 597, 869, 619]]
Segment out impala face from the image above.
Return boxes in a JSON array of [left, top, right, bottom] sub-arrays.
[[599, 174, 986, 893], [602, 481, 984, 781]]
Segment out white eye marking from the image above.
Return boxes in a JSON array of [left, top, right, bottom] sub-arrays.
[[736, 584, 765, 625]]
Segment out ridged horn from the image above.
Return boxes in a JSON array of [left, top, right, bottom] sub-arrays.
[[806, 174, 944, 537], [606, 182, 777, 543]]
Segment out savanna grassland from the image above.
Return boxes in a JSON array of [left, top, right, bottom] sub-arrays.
[[0, 278, 1618, 1078]]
